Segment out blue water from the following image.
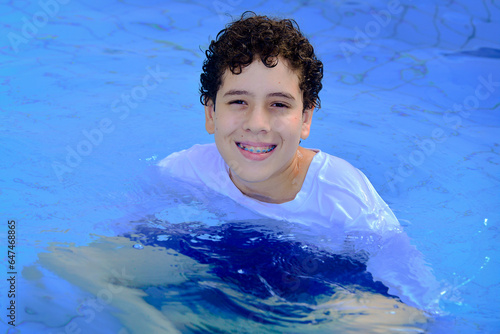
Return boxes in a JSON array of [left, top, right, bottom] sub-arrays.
[[1, 0, 499, 333], [133, 223, 394, 300]]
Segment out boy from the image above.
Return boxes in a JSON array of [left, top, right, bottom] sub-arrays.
[[159, 12, 440, 314]]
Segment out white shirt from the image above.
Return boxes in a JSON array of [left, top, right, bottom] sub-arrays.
[[158, 143, 401, 234], [157, 143, 441, 314]]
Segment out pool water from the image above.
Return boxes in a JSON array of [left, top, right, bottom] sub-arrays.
[[1, 0, 499, 333]]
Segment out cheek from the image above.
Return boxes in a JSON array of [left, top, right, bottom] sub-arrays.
[[215, 115, 241, 134], [272, 115, 302, 133], [285, 117, 303, 135], [271, 117, 286, 132]]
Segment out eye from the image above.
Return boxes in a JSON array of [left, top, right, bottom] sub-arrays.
[[229, 100, 246, 105], [272, 102, 289, 108]]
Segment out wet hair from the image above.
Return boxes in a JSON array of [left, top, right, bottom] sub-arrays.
[[200, 11, 323, 111]]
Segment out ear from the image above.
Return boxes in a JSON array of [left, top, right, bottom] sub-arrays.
[[300, 106, 314, 140], [204, 99, 215, 134]]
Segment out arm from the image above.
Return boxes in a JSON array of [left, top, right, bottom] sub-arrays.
[[352, 171, 442, 314]]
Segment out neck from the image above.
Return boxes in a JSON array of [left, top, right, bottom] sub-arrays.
[[229, 147, 315, 204]]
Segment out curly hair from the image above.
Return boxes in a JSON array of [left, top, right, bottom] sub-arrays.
[[200, 11, 323, 111]]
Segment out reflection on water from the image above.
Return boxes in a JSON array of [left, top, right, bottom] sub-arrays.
[[29, 220, 429, 334], [131, 222, 395, 303]]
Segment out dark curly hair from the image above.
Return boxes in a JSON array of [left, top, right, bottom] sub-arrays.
[[200, 11, 323, 111]]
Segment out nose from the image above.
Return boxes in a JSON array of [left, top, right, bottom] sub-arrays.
[[243, 106, 271, 134]]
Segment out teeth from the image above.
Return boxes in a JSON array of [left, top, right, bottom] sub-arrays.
[[237, 143, 276, 153]]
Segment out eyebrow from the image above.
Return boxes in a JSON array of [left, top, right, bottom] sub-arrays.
[[223, 90, 295, 101]]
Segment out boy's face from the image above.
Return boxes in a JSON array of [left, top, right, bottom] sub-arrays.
[[205, 57, 313, 185]]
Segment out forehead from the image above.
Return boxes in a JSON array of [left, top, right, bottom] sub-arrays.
[[218, 57, 302, 95]]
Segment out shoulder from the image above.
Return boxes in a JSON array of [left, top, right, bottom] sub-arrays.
[[157, 143, 222, 183], [309, 151, 400, 232], [314, 152, 370, 193], [158, 143, 218, 165]]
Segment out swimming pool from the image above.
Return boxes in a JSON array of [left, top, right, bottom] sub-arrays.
[[1, 0, 499, 332]]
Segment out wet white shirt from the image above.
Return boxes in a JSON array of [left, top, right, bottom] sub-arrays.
[[158, 143, 400, 234], [158, 143, 441, 314]]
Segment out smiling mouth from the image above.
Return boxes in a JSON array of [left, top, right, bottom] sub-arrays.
[[236, 142, 277, 154]]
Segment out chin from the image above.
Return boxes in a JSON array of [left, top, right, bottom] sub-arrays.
[[230, 169, 270, 184]]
